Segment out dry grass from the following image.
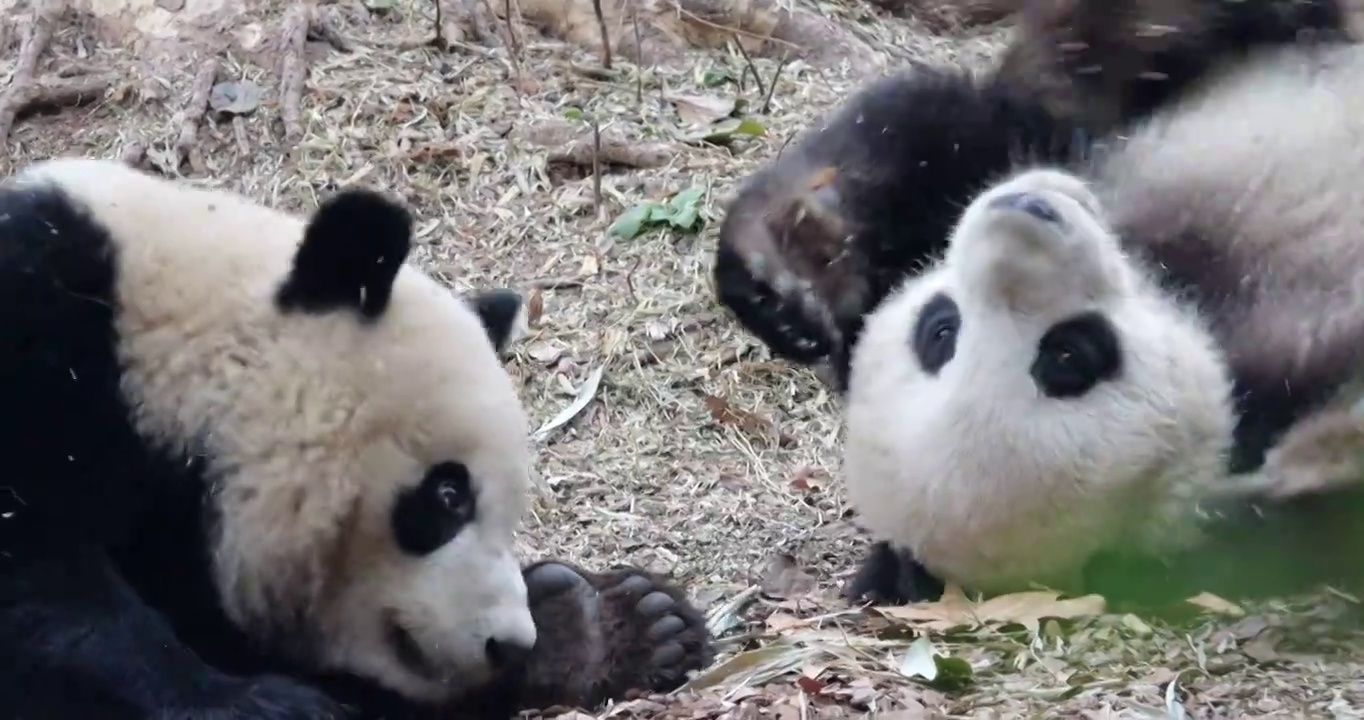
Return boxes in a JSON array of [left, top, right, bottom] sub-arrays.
[[6, 0, 1364, 717]]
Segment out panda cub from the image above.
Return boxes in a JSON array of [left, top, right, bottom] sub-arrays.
[[0, 157, 713, 719], [714, 1, 1364, 606]]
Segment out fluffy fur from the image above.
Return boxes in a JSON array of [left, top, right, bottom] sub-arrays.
[[713, 0, 1364, 607], [0, 157, 712, 719]]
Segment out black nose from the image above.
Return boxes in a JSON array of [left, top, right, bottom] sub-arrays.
[[485, 636, 535, 670], [990, 191, 1061, 223]]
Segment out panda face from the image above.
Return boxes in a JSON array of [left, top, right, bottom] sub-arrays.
[[17, 157, 542, 703], [843, 168, 1237, 594]]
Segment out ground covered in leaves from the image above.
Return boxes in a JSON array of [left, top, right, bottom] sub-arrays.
[[5, 0, 1364, 717]]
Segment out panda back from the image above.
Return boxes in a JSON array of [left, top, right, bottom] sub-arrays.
[[1091, 41, 1364, 470]]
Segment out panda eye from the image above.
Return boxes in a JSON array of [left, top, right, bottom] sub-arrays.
[[435, 477, 473, 518], [391, 461, 478, 556], [911, 292, 960, 375], [1031, 312, 1122, 399]]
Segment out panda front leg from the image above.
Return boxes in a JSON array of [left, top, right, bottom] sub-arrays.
[[846, 541, 946, 605], [0, 548, 346, 720], [466, 560, 714, 716]]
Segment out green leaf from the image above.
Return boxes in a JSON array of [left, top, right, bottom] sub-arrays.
[[608, 203, 659, 239], [690, 117, 768, 146], [664, 186, 705, 230], [563, 107, 585, 121], [701, 68, 736, 87], [897, 636, 974, 692]]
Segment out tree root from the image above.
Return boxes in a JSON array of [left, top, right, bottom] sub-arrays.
[[175, 60, 220, 176], [0, 0, 65, 145], [279, 0, 314, 142]]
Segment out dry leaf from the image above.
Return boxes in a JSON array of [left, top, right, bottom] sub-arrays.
[[526, 288, 545, 326], [760, 553, 817, 599], [1186, 592, 1245, 617], [704, 393, 777, 444], [532, 366, 604, 443], [876, 588, 1104, 635], [665, 92, 737, 126], [526, 342, 563, 366], [1242, 633, 1280, 663]]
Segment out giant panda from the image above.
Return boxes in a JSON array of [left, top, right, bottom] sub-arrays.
[[712, 0, 1364, 607], [0, 157, 714, 720]]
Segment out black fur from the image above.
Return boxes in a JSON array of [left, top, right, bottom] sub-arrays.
[[469, 289, 524, 355], [275, 189, 413, 320], [0, 179, 712, 718], [992, 0, 1354, 133], [713, 67, 1082, 390]]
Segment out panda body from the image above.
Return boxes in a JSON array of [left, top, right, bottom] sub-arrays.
[[845, 39, 1364, 601], [0, 158, 713, 719]]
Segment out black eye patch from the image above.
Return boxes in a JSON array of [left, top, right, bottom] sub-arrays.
[[911, 292, 961, 375], [1031, 312, 1122, 399], [392, 461, 477, 556]]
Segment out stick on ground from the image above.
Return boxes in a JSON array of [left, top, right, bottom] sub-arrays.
[[0, 0, 64, 145], [279, 0, 315, 142], [176, 59, 220, 176]]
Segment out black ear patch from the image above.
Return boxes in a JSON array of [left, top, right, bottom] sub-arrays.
[[275, 189, 413, 320], [470, 288, 524, 354]]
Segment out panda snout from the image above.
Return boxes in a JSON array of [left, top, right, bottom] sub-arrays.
[[989, 191, 1062, 224], [484, 635, 535, 671]]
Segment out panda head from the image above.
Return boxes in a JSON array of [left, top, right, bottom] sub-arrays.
[[842, 168, 1238, 595], [16, 159, 537, 702]]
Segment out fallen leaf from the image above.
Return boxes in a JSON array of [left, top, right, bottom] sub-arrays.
[[876, 588, 1104, 635], [760, 553, 817, 599], [795, 675, 825, 695], [1186, 592, 1245, 617], [526, 289, 545, 326], [525, 342, 563, 366], [532, 366, 604, 443], [208, 80, 262, 116], [704, 394, 777, 444], [897, 637, 940, 681], [1242, 633, 1280, 663], [665, 92, 737, 126]]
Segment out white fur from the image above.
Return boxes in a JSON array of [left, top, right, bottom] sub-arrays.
[[844, 170, 1236, 595], [845, 41, 1364, 595], [12, 158, 536, 702]]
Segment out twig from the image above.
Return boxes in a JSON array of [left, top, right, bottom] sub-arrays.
[[232, 116, 251, 157], [732, 34, 765, 98], [478, 0, 523, 90], [11, 74, 115, 124], [502, 0, 522, 57], [631, 4, 643, 106], [591, 118, 603, 216], [432, 0, 445, 48], [761, 51, 789, 114], [176, 59, 219, 175], [279, 0, 314, 142], [0, 0, 63, 145], [591, 0, 613, 69]]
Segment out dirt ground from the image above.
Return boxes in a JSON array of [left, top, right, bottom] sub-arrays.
[[6, 0, 1364, 717]]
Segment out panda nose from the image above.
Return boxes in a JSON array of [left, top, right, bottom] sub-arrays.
[[990, 191, 1061, 223], [485, 636, 535, 670]]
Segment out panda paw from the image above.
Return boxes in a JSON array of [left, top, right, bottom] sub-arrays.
[[715, 166, 859, 366], [845, 541, 945, 606], [518, 561, 714, 711], [158, 674, 351, 720]]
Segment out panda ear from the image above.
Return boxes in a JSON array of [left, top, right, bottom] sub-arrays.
[[469, 288, 527, 355], [275, 189, 413, 320]]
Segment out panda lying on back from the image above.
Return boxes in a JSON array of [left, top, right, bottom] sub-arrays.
[[714, 0, 1364, 607], [0, 157, 712, 719]]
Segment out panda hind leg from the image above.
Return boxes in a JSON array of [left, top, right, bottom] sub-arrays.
[[509, 560, 714, 712], [845, 541, 946, 606]]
